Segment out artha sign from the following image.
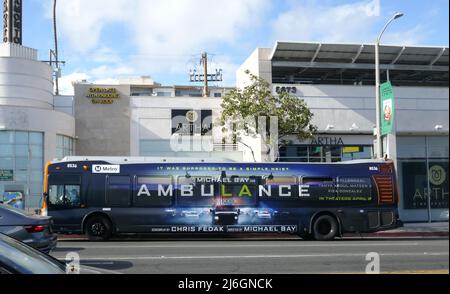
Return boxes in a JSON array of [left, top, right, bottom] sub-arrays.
[[310, 137, 345, 146]]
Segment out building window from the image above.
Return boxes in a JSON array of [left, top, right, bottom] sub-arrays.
[[278, 145, 373, 163], [156, 92, 172, 97], [0, 131, 44, 209], [398, 136, 449, 213], [56, 135, 74, 159]]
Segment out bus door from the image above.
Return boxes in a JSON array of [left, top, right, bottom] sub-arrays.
[[103, 175, 133, 232], [47, 173, 82, 230]]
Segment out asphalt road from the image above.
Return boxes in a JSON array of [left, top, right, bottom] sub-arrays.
[[51, 237, 449, 274]]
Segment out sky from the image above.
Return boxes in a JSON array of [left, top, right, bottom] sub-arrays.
[[21, 0, 449, 95]]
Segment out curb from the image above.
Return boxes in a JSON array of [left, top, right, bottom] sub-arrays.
[[346, 231, 449, 238], [57, 231, 449, 241]]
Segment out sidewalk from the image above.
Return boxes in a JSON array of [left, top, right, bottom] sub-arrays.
[[357, 222, 449, 238]]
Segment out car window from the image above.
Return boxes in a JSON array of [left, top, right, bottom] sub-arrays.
[[0, 234, 65, 274]]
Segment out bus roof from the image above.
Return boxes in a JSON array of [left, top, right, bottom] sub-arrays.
[[55, 156, 238, 164], [54, 156, 390, 165]]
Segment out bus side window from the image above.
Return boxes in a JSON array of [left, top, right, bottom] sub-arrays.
[[134, 176, 173, 207], [301, 177, 336, 200], [261, 176, 298, 200], [107, 176, 131, 207]]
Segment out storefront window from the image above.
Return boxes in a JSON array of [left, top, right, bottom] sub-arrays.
[[0, 131, 44, 209], [279, 145, 372, 163], [402, 160, 449, 210]]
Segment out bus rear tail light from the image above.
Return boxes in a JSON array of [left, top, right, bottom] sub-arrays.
[[24, 225, 46, 233], [373, 175, 394, 204]]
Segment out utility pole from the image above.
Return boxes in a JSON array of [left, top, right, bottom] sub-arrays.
[[201, 52, 209, 97], [53, 0, 60, 95], [189, 52, 222, 93]]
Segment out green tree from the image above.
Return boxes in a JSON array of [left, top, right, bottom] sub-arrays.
[[220, 71, 317, 161]]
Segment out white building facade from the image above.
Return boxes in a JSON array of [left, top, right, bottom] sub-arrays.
[[237, 42, 449, 222], [73, 78, 244, 162], [0, 43, 75, 209]]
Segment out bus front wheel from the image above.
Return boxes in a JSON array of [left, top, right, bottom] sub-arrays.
[[85, 216, 112, 241], [312, 215, 338, 241]]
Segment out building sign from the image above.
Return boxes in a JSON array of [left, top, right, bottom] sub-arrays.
[[310, 137, 344, 146], [380, 81, 395, 136], [86, 87, 120, 104], [275, 86, 298, 95], [343, 146, 363, 154], [171, 109, 212, 136], [403, 162, 449, 209], [0, 169, 13, 181], [3, 0, 22, 44], [92, 165, 121, 174]]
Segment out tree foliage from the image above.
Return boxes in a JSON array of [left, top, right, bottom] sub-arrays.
[[220, 71, 317, 148]]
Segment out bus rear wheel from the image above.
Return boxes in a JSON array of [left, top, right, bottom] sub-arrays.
[[85, 216, 112, 241], [312, 215, 338, 241]]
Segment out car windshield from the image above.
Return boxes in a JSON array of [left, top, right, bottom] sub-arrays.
[[0, 203, 34, 217], [0, 233, 65, 274]]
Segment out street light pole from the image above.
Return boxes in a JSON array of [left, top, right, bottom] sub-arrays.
[[375, 12, 403, 159]]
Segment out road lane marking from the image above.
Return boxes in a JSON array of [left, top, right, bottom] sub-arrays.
[[331, 269, 449, 274], [52, 252, 449, 261], [56, 242, 422, 249]]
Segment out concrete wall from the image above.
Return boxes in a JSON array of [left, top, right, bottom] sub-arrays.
[[273, 84, 449, 135], [54, 95, 74, 116], [130, 97, 222, 157], [74, 84, 131, 156], [236, 48, 272, 89], [0, 44, 53, 110]]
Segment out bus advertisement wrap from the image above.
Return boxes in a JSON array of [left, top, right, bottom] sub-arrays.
[[43, 159, 401, 241]]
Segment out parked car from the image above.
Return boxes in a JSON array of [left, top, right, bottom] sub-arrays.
[[0, 233, 116, 274], [0, 203, 57, 254], [0, 232, 65, 274]]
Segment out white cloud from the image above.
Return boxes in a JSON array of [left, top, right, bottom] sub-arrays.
[[92, 78, 120, 85], [382, 25, 429, 46], [89, 46, 123, 64], [57, 72, 91, 95], [272, 0, 382, 43], [44, 0, 270, 83], [44, 0, 131, 53], [89, 64, 134, 79]]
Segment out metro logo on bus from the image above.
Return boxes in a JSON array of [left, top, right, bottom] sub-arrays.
[[92, 165, 121, 174]]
